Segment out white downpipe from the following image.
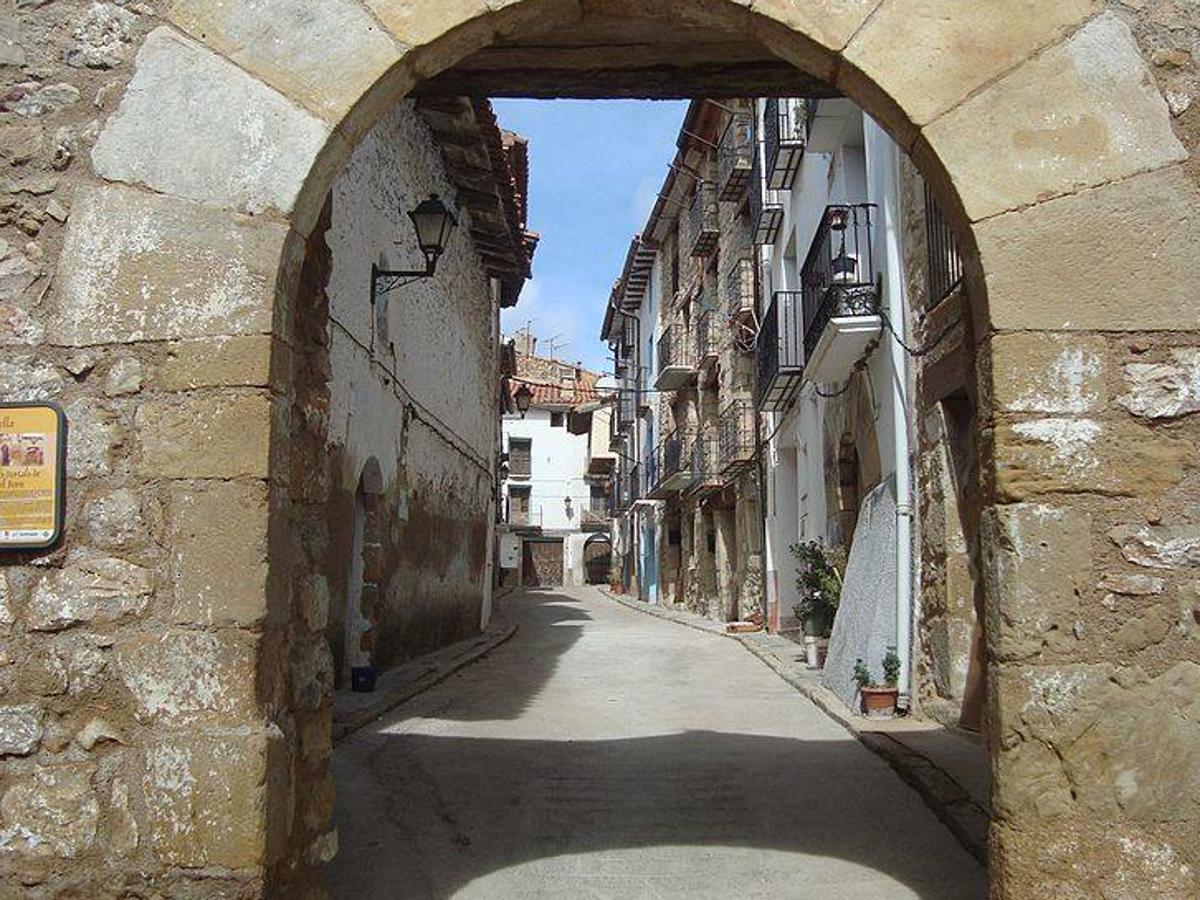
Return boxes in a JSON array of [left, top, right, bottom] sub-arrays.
[[881, 139, 914, 703]]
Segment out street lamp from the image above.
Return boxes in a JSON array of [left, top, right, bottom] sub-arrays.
[[513, 383, 533, 418], [371, 194, 458, 304]]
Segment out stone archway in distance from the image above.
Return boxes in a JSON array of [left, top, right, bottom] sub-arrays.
[[49, 1, 1200, 896]]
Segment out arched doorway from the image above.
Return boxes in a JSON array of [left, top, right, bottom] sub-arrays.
[[583, 533, 613, 585], [35, 2, 1200, 895]]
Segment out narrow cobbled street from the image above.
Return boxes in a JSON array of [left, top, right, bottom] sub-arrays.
[[329, 587, 985, 899]]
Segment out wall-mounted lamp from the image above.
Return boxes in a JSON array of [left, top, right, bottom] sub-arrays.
[[513, 383, 533, 418], [371, 194, 458, 304]]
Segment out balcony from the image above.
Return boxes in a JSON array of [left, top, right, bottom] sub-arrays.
[[801, 204, 881, 384], [756, 290, 805, 412], [647, 428, 693, 499], [749, 139, 784, 246], [764, 97, 806, 190], [689, 428, 722, 496], [725, 257, 754, 321], [654, 321, 697, 391], [688, 180, 719, 258], [717, 111, 753, 201], [718, 400, 756, 477], [582, 499, 611, 531]]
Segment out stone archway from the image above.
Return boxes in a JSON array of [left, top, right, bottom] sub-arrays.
[[29, 1, 1200, 896]]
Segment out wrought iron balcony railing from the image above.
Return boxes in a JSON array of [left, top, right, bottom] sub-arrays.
[[755, 290, 804, 411], [749, 135, 784, 246], [688, 180, 719, 257], [695, 305, 719, 366], [725, 257, 754, 320], [617, 382, 636, 434], [648, 428, 694, 498], [689, 428, 722, 495], [717, 111, 754, 201], [764, 97, 806, 191], [654, 320, 697, 391], [925, 184, 963, 307], [718, 399, 756, 477], [801, 204, 879, 359]]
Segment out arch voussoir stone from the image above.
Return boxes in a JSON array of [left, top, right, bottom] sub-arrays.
[[91, 27, 331, 229], [164, 0, 407, 126], [920, 12, 1187, 224]]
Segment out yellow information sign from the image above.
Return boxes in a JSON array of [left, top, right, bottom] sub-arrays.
[[0, 403, 66, 551]]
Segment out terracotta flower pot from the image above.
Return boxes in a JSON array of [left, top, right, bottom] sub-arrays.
[[859, 686, 899, 718]]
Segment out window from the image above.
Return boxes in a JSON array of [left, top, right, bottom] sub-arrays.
[[589, 484, 607, 513], [508, 486, 531, 525], [550, 412, 565, 428], [509, 437, 532, 477]]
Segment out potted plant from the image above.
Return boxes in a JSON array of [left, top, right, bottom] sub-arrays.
[[854, 647, 901, 718], [789, 541, 843, 668]]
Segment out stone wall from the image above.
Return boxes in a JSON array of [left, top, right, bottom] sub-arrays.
[[1, 1, 1199, 896]]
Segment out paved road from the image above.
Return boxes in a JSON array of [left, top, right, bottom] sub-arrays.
[[328, 587, 986, 899]]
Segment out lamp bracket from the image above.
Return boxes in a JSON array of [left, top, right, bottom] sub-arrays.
[[371, 260, 437, 304]]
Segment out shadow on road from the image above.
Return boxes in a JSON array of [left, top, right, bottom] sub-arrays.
[[328, 589, 986, 899]]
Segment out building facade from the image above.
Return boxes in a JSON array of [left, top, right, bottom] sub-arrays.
[[606, 101, 764, 625], [606, 96, 984, 727], [499, 343, 614, 587]]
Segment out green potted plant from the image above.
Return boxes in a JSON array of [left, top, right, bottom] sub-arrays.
[[789, 541, 843, 668], [854, 646, 901, 718]]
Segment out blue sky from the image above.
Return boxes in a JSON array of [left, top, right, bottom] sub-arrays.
[[493, 99, 687, 374]]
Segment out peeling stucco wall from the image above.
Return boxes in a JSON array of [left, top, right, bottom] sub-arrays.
[[320, 100, 498, 680]]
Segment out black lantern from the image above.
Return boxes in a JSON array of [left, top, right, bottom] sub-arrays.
[[514, 383, 533, 418], [408, 194, 458, 269], [371, 194, 458, 304]]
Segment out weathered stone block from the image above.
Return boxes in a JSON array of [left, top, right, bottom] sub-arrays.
[[1115, 605, 1175, 651], [981, 504, 1091, 661], [107, 777, 138, 857], [102, 356, 142, 396], [1099, 572, 1164, 596], [158, 335, 274, 391], [135, 392, 271, 479], [28, 557, 152, 631], [290, 638, 334, 712], [0, 704, 43, 756], [116, 629, 257, 725], [994, 418, 1191, 500], [924, 14, 1186, 221], [1119, 349, 1200, 419], [1179, 581, 1200, 638], [0, 763, 99, 858], [50, 185, 285, 346], [167, 0, 403, 122], [63, 399, 119, 479], [142, 730, 273, 867], [297, 573, 330, 633], [91, 28, 330, 219], [1065, 663, 1200, 823], [0, 354, 64, 401], [170, 480, 268, 627], [83, 488, 146, 551], [1109, 522, 1200, 569], [747, 0, 882, 53], [844, 0, 1099, 126], [66, 2, 136, 69], [976, 167, 1200, 332], [989, 332, 1107, 415]]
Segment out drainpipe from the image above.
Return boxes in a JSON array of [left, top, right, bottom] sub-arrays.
[[882, 143, 914, 706]]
